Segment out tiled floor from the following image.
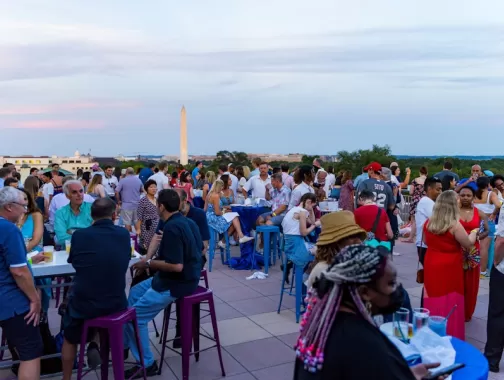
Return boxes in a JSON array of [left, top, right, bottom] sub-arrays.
[[1, 241, 503, 379]]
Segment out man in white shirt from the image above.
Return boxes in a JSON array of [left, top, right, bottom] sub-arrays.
[[486, 206, 504, 372], [218, 164, 239, 197], [415, 176, 442, 264], [102, 166, 119, 201], [148, 161, 170, 195], [41, 172, 54, 218], [242, 162, 271, 199], [47, 176, 95, 231]]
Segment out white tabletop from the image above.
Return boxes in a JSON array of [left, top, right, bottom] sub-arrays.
[[31, 250, 141, 278]]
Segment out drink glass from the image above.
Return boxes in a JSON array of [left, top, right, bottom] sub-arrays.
[[65, 240, 71, 254], [43, 245, 54, 263], [130, 239, 135, 257], [393, 307, 410, 342], [428, 316, 447, 337], [413, 308, 430, 333]]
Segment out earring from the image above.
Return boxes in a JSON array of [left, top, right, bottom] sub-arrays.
[[366, 301, 372, 314]]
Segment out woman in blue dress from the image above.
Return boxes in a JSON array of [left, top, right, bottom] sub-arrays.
[[18, 189, 51, 311], [205, 179, 254, 248], [220, 174, 234, 206]]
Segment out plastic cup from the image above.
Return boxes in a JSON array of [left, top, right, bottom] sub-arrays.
[[43, 245, 54, 263], [65, 240, 71, 254], [428, 316, 447, 337], [393, 307, 410, 341], [130, 239, 135, 257], [413, 308, 430, 333]]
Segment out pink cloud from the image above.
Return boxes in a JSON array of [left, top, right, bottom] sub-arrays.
[[10, 120, 105, 130], [0, 101, 140, 116]]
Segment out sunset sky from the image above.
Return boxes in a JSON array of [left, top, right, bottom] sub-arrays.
[[1, 0, 504, 156]]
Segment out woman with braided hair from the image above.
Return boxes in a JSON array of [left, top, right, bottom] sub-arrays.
[[294, 244, 448, 380]]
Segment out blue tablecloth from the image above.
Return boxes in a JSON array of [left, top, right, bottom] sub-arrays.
[[230, 205, 271, 234], [193, 196, 204, 209], [451, 337, 488, 380], [229, 205, 271, 270]]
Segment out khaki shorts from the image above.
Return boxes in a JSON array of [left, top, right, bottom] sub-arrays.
[[121, 209, 137, 225]]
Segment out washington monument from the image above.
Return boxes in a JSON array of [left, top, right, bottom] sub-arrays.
[[180, 105, 188, 165]]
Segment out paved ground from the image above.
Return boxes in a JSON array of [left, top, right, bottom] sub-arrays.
[[0, 241, 502, 379]]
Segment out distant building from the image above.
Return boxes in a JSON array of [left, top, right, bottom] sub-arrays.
[[0, 151, 97, 173]]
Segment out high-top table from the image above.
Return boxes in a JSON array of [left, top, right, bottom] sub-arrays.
[[31, 250, 141, 279]]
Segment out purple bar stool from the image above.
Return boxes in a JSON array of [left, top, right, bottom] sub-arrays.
[[158, 286, 225, 380], [159, 270, 210, 344], [76, 307, 146, 380]]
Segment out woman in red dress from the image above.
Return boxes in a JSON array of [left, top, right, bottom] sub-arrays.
[[459, 186, 489, 321], [423, 191, 476, 340]]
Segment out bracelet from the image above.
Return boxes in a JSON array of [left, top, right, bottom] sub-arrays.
[[272, 212, 277, 217]]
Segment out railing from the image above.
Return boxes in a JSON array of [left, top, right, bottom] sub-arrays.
[[398, 194, 413, 224]]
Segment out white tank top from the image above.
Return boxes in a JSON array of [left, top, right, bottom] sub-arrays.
[[474, 191, 495, 214]]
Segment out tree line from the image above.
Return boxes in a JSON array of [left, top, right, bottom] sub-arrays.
[[101, 146, 504, 180]]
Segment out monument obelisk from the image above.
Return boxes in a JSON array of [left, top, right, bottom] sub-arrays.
[[180, 106, 188, 165]]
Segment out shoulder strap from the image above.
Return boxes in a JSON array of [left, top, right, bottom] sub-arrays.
[[371, 208, 382, 234], [487, 191, 492, 204]]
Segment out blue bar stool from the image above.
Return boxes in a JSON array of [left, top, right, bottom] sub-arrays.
[[208, 227, 230, 272], [253, 225, 280, 274], [277, 252, 312, 323]]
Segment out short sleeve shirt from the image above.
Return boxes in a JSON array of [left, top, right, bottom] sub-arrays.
[[152, 213, 202, 297], [0, 217, 32, 321], [356, 178, 395, 209], [270, 185, 291, 214], [243, 175, 271, 199]]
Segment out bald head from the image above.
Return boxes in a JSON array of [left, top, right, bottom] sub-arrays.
[[472, 165, 482, 176]]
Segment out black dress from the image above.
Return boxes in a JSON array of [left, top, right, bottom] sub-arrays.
[[293, 312, 415, 380]]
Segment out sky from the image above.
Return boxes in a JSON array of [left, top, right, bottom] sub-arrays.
[[1, 0, 504, 157]]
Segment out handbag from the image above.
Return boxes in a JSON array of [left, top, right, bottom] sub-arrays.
[[365, 208, 392, 251]]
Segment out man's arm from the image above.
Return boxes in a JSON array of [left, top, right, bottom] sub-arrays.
[[242, 178, 252, 198], [455, 177, 474, 193], [6, 232, 41, 325], [148, 229, 184, 273]]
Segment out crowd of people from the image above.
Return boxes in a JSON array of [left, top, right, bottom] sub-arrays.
[[1, 157, 503, 378]]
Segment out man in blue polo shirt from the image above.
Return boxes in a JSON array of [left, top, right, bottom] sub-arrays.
[[0, 187, 43, 380], [124, 189, 202, 377], [455, 164, 482, 193]]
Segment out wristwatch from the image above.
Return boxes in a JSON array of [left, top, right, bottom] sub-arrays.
[[146, 259, 152, 268]]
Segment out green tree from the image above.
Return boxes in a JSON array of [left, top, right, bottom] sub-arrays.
[[301, 155, 319, 165]]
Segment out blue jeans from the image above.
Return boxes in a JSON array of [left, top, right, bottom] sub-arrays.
[[123, 278, 176, 367]]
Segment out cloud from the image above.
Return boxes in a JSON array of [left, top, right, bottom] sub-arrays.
[[0, 24, 502, 88], [0, 101, 140, 116], [6, 120, 105, 130]]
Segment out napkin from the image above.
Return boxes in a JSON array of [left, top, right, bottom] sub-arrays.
[[410, 328, 456, 380]]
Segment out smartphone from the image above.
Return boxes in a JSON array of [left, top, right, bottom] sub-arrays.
[[422, 363, 465, 380]]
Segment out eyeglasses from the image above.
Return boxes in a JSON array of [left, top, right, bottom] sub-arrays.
[[11, 202, 28, 211]]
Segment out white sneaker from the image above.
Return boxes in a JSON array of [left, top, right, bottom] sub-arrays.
[[218, 241, 227, 249], [239, 236, 255, 244], [393, 252, 401, 256], [229, 237, 238, 246]]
